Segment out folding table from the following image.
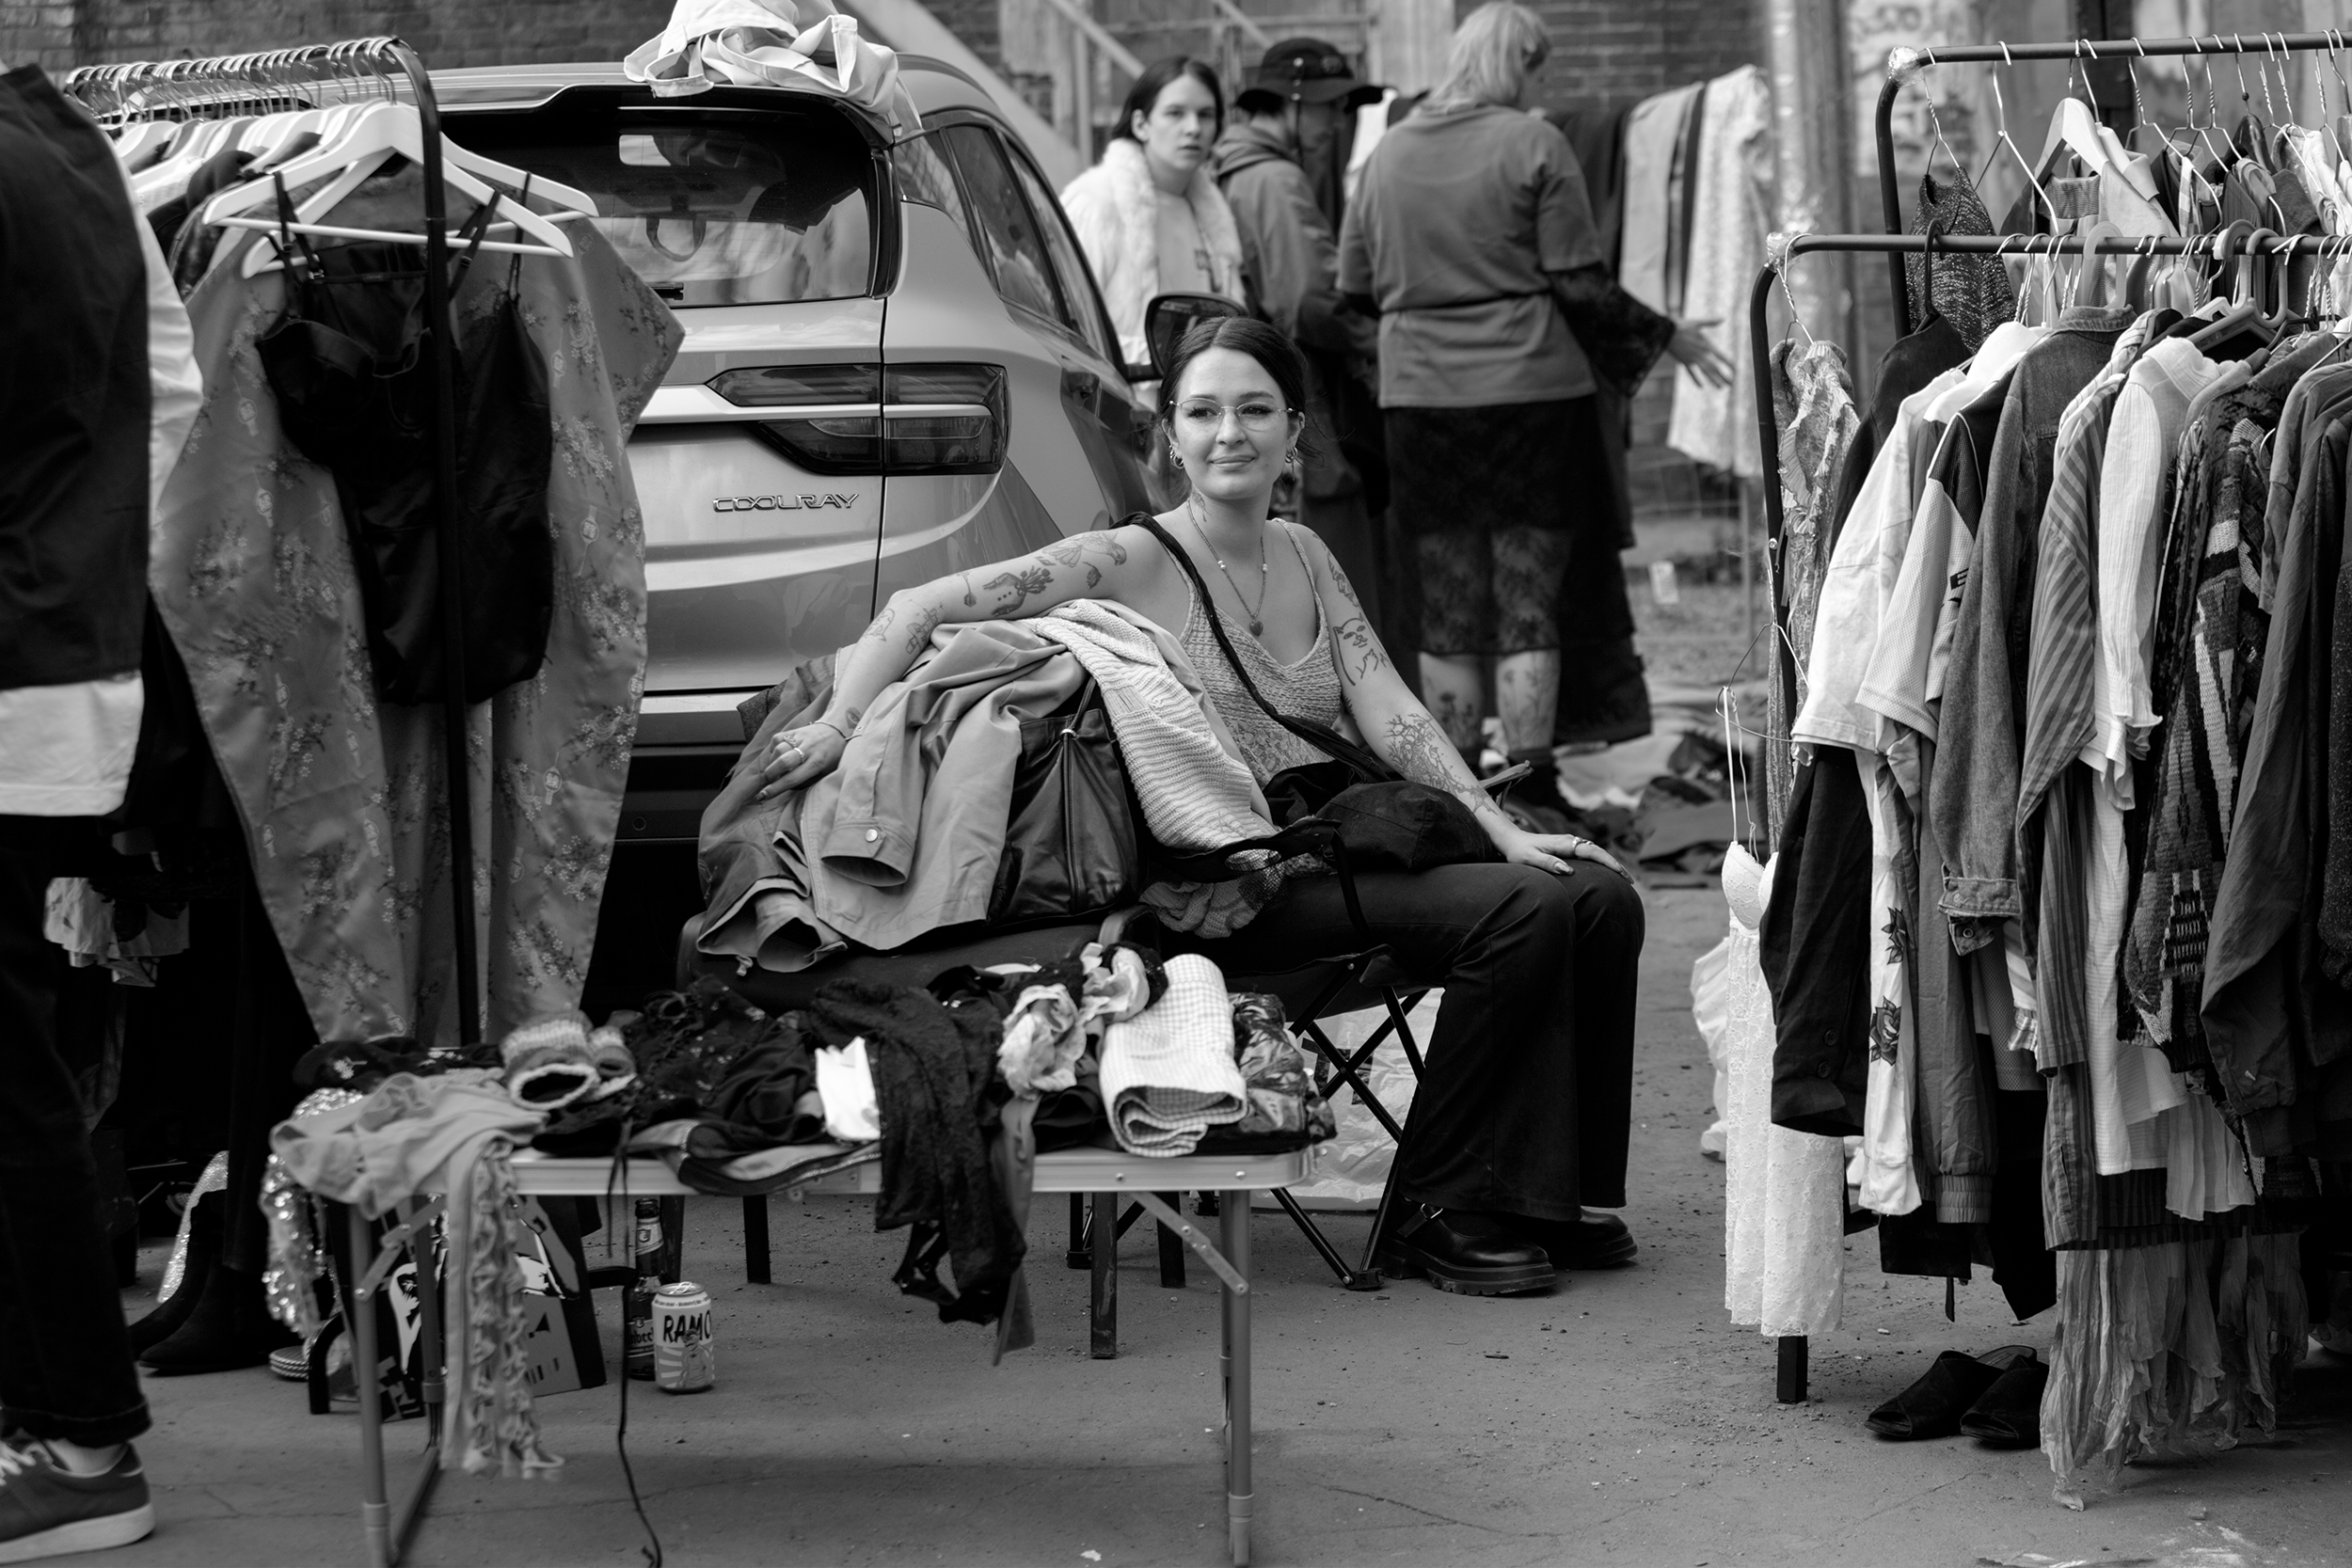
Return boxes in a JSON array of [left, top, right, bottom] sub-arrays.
[[336, 1144, 1315, 1568]]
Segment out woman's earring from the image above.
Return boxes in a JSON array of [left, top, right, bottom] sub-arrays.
[[1169, 447, 1184, 469]]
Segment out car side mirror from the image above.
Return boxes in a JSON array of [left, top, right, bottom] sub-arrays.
[[1141, 292, 1248, 381]]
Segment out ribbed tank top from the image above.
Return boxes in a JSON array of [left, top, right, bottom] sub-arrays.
[[1174, 519, 1350, 782]]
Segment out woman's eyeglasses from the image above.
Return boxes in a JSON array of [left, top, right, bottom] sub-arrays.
[[1174, 398, 1295, 434]]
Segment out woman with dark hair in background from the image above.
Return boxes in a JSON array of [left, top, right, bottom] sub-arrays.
[[755, 316, 1648, 1299], [1341, 2, 1730, 824], [1058, 56, 1247, 371]]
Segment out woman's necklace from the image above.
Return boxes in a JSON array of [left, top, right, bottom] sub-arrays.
[[1184, 492, 1270, 636]]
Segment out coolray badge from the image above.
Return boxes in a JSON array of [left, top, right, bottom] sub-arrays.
[[711, 493, 860, 512]]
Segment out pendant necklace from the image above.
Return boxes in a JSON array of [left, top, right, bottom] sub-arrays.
[[1185, 492, 1270, 636]]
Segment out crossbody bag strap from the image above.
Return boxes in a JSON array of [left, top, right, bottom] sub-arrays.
[[1129, 512, 1391, 781]]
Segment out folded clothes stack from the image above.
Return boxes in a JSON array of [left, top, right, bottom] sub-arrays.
[[1099, 954, 1254, 1156]]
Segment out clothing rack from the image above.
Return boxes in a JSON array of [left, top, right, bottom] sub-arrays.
[[67, 40, 485, 1053], [1743, 224, 2342, 1406], [1873, 30, 2352, 328], [68, 41, 480, 1562]]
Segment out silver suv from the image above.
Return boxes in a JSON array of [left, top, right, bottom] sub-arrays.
[[437, 59, 1156, 998]]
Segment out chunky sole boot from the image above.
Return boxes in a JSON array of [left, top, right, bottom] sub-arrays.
[[1375, 1207, 1556, 1297], [1504, 1211, 1640, 1270]]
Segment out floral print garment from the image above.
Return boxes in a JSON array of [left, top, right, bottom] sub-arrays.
[[155, 223, 680, 1045]]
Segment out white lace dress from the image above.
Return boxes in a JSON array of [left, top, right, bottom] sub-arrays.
[[1716, 845, 1848, 1338]]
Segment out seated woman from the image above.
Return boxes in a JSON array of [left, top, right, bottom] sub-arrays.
[[756, 317, 1644, 1296]]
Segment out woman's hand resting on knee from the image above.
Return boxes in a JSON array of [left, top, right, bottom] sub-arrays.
[[756, 721, 849, 800], [1495, 825, 1633, 882]]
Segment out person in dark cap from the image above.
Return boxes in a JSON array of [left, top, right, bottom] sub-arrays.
[[1209, 39, 1402, 658]]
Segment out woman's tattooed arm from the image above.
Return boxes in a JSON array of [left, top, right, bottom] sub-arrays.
[[1382, 710, 1511, 828], [1324, 557, 1391, 684]]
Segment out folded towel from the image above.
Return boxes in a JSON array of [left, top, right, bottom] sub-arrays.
[[1098, 954, 1248, 1155]]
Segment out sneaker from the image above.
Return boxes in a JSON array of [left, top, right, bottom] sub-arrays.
[[0, 1441, 154, 1563]]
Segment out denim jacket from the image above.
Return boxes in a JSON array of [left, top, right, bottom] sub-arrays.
[[1932, 309, 2136, 933]]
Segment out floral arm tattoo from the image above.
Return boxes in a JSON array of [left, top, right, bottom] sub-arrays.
[[1036, 530, 1131, 592], [1382, 710, 1511, 828]]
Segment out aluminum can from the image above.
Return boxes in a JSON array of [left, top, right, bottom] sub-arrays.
[[652, 1281, 715, 1393]]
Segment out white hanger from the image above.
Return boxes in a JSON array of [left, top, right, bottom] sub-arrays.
[[239, 103, 330, 168], [205, 99, 596, 219], [108, 118, 177, 167], [2073, 219, 2125, 307], [197, 103, 577, 275], [131, 115, 246, 203], [435, 140, 597, 217]]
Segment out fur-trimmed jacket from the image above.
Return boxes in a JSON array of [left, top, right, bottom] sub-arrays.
[[1059, 137, 1245, 366]]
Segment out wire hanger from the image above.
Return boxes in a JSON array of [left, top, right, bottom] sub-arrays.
[[2192, 40, 2235, 168], [1766, 232, 1818, 348], [1920, 92, 1969, 188], [1981, 44, 2060, 234]]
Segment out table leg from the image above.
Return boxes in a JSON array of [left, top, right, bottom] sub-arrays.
[[348, 1204, 392, 1568], [743, 1195, 771, 1284], [1155, 1193, 1186, 1287], [393, 1201, 444, 1560], [1776, 1335, 1808, 1402], [408, 1199, 445, 1432], [1219, 1191, 1252, 1568], [1089, 1190, 1118, 1359]]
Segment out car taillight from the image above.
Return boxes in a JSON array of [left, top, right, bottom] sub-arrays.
[[707, 362, 1006, 477], [883, 364, 1006, 474], [709, 363, 882, 472]]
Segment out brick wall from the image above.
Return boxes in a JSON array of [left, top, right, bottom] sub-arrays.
[[4, 1, 1761, 100], [1524, 0, 1762, 113], [0, 0, 677, 72]]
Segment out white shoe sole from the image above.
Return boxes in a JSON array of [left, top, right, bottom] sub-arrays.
[[0, 1503, 156, 1563]]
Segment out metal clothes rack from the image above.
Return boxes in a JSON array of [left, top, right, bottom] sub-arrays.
[[1744, 226, 2342, 1405], [68, 40, 485, 1565], [68, 40, 485, 1054], [1873, 29, 2352, 328]]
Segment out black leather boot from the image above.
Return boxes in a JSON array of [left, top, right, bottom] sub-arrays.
[[137, 1262, 294, 1375], [126, 1189, 223, 1354], [1501, 1210, 1639, 1270], [1375, 1206, 1555, 1296]]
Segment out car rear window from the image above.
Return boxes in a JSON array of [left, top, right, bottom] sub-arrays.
[[451, 101, 877, 306]]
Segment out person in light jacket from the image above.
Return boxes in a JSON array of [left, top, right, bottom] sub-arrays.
[[1059, 55, 1248, 370]]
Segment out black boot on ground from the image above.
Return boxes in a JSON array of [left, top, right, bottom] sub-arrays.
[[1501, 1210, 1639, 1269], [1375, 1206, 1555, 1296], [137, 1261, 294, 1374], [125, 1189, 224, 1355]]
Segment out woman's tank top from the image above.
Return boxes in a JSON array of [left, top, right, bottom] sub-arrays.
[[1175, 520, 1351, 782]]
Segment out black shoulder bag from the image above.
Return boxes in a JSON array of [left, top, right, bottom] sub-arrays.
[[1132, 514, 1501, 874]]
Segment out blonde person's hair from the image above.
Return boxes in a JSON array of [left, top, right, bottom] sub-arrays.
[[1428, 1, 1550, 110]]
